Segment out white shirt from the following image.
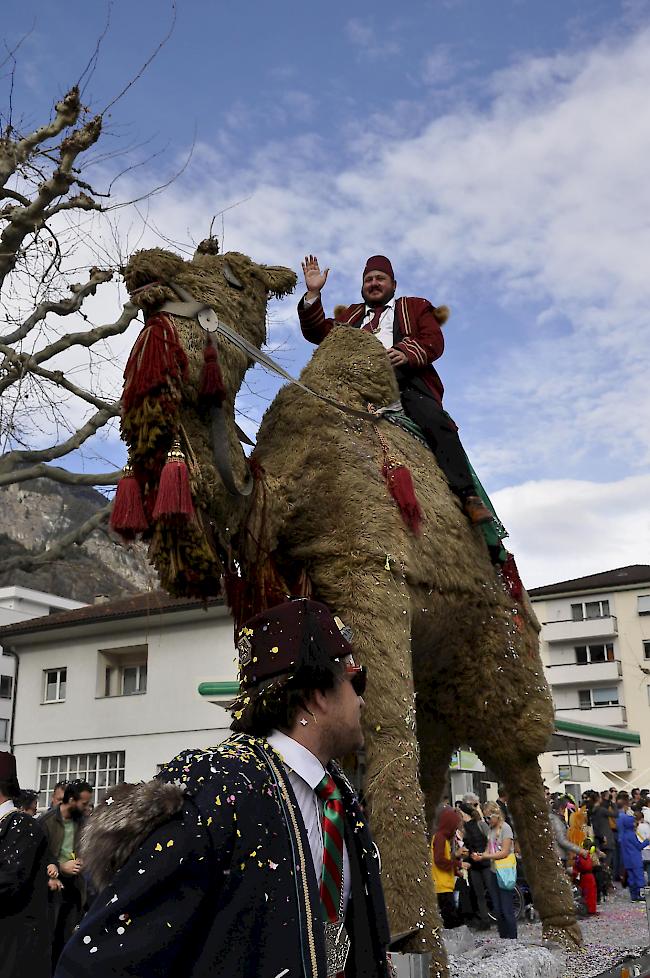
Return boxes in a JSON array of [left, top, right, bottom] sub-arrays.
[[637, 818, 650, 861], [303, 294, 396, 350], [266, 729, 351, 915], [0, 799, 16, 820]]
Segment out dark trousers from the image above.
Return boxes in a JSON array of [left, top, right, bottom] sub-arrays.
[[51, 879, 83, 967], [487, 871, 517, 939], [399, 387, 476, 499], [469, 865, 492, 924], [437, 891, 462, 929]]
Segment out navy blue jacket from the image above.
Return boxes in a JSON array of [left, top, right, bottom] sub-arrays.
[[55, 734, 391, 978]]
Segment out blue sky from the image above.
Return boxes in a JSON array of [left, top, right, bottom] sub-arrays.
[[3, 0, 650, 585]]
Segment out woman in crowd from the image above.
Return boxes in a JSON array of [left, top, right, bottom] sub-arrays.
[[430, 806, 463, 929], [458, 801, 491, 929], [471, 801, 517, 939]]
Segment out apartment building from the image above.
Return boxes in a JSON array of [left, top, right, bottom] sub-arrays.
[[0, 590, 238, 806], [0, 586, 84, 749], [530, 565, 650, 790]]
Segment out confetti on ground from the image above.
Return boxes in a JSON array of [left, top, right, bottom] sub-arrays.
[[446, 886, 650, 978]]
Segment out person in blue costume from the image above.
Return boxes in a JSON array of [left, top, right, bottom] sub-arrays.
[[617, 809, 650, 900]]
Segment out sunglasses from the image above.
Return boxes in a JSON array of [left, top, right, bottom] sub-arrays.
[[345, 665, 367, 696]]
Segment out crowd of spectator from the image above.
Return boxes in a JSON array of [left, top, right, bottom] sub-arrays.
[[430, 783, 650, 940], [0, 752, 94, 977]]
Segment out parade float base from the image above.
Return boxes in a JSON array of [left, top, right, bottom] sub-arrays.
[[443, 888, 650, 978]]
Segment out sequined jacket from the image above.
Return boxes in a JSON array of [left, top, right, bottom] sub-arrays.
[[0, 810, 51, 978], [55, 734, 391, 978], [298, 294, 446, 404]]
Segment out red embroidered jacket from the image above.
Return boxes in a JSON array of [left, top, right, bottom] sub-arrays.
[[298, 294, 445, 404]]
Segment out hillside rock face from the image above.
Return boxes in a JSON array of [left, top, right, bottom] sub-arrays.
[[0, 480, 158, 603]]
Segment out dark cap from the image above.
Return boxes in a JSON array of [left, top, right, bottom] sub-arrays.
[[236, 598, 354, 690], [363, 255, 394, 279], [0, 751, 20, 795]]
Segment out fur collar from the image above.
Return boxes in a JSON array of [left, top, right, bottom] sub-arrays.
[[80, 780, 184, 892]]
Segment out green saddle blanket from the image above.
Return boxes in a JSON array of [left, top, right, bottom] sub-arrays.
[[379, 406, 508, 557]]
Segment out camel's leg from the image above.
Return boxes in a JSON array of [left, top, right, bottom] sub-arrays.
[[413, 701, 455, 836], [310, 560, 447, 976], [469, 609, 582, 946]]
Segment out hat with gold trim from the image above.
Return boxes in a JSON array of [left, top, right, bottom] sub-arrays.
[[235, 598, 354, 691]]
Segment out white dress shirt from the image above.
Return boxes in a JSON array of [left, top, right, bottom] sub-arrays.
[[0, 799, 16, 820], [303, 294, 396, 350], [266, 729, 351, 916]]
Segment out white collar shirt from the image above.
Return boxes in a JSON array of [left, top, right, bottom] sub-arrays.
[[266, 729, 351, 916], [360, 296, 395, 351], [0, 799, 16, 820]]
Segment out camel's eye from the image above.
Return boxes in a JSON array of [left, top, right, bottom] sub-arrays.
[[223, 262, 243, 289]]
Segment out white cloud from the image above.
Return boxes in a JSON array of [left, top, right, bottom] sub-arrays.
[[6, 20, 650, 528], [492, 474, 650, 589], [345, 18, 401, 59]]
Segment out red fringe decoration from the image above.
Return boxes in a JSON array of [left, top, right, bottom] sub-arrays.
[[382, 462, 423, 535], [122, 313, 189, 412], [110, 469, 148, 540], [501, 552, 524, 603], [152, 444, 195, 520], [199, 335, 226, 405]]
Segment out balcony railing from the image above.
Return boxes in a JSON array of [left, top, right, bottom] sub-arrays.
[[542, 615, 618, 644], [555, 704, 627, 726], [545, 660, 622, 685]]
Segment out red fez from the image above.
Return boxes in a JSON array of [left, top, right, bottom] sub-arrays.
[[363, 255, 394, 280], [235, 599, 354, 691], [0, 750, 18, 784]]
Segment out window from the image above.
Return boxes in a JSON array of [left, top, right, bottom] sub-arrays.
[[571, 600, 610, 621], [43, 668, 66, 703], [38, 751, 125, 809], [0, 675, 13, 698], [574, 643, 614, 664], [122, 664, 147, 695], [98, 645, 148, 698], [0, 718, 8, 741], [592, 686, 619, 706], [578, 689, 592, 709], [644, 641, 650, 661], [639, 595, 650, 616]]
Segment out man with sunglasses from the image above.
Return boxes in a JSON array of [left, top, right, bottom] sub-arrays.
[[57, 599, 391, 978]]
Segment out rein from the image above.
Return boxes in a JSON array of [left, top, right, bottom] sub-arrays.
[[160, 282, 385, 424], [158, 281, 391, 498]]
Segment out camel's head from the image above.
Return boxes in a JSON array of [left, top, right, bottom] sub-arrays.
[[114, 242, 296, 598], [123, 241, 296, 380]]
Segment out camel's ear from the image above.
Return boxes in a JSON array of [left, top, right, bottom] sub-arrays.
[[259, 265, 298, 299]]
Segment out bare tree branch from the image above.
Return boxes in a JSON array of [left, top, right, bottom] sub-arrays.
[[0, 111, 102, 283], [0, 463, 121, 488], [0, 406, 117, 473], [0, 87, 82, 188], [0, 351, 119, 411], [0, 504, 112, 573], [0, 266, 114, 345]]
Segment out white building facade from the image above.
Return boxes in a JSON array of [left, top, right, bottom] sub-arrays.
[[0, 591, 238, 806], [530, 565, 650, 791], [0, 586, 84, 750]]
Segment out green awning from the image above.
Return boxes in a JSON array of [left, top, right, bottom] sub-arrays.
[[198, 681, 239, 698], [551, 717, 640, 749]]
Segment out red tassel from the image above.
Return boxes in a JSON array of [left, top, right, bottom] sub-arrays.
[[501, 552, 524, 603], [110, 467, 148, 539], [199, 335, 226, 404], [382, 462, 422, 534], [122, 314, 189, 412], [152, 442, 195, 520]]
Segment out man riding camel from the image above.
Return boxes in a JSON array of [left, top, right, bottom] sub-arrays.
[[298, 254, 492, 526]]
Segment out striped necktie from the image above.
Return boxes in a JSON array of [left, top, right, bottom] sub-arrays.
[[361, 305, 387, 333], [315, 772, 345, 922]]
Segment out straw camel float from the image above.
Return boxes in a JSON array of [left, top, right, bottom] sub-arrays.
[[111, 240, 580, 974]]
